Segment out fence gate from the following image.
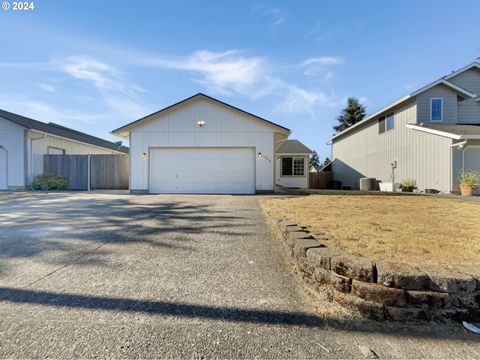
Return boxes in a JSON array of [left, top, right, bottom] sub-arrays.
[[43, 154, 129, 190]]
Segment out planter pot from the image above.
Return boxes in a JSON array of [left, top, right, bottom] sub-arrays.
[[402, 186, 415, 193], [460, 184, 475, 196]]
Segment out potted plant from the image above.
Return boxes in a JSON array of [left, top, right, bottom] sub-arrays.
[[458, 171, 480, 196], [401, 179, 416, 192]]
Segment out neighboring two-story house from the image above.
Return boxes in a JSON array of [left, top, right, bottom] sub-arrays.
[[329, 60, 480, 193]]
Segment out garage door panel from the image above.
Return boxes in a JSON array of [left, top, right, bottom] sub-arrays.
[[150, 148, 255, 194]]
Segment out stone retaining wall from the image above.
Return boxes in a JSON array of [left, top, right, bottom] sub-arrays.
[[273, 219, 480, 322]]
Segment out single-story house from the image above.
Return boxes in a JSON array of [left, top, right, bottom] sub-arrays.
[[329, 60, 480, 193], [275, 140, 313, 189], [112, 93, 312, 194], [0, 109, 128, 190]]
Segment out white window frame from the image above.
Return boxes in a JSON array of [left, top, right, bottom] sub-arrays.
[[280, 156, 305, 177], [430, 98, 443, 122]]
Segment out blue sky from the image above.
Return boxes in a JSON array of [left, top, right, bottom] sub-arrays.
[[0, 0, 479, 159]]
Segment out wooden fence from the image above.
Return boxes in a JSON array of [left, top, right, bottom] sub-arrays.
[[44, 154, 129, 190], [309, 171, 333, 189]]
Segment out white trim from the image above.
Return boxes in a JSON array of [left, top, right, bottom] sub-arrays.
[[430, 98, 443, 122], [280, 155, 306, 177], [411, 79, 476, 98], [406, 123, 460, 139], [443, 62, 480, 80], [405, 123, 480, 140]]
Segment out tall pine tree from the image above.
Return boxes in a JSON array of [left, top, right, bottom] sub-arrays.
[[333, 97, 366, 133], [309, 150, 320, 168]]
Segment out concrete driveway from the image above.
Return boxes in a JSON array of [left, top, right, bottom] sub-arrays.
[[0, 192, 478, 358]]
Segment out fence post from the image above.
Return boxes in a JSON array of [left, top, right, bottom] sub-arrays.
[[87, 155, 91, 191]]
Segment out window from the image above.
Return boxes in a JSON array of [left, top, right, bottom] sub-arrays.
[[386, 113, 394, 131], [281, 157, 293, 176], [293, 158, 305, 176], [431, 98, 443, 121], [281, 157, 305, 176]]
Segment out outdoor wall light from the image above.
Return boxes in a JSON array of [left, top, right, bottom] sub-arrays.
[[141, 152, 147, 158], [257, 152, 271, 162], [197, 120, 205, 127]]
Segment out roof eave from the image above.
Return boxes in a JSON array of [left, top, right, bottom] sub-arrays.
[[111, 93, 290, 135]]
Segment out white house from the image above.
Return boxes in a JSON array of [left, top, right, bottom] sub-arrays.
[[112, 93, 312, 194], [0, 109, 128, 191], [275, 140, 313, 189], [329, 60, 480, 193]]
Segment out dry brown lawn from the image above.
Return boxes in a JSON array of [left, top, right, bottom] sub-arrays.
[[261, 195, 480, 267]]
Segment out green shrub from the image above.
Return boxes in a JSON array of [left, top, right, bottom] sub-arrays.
[[402, 179, 416, 188], [31, 173, 68, 190], [458, 171, 480, 189]]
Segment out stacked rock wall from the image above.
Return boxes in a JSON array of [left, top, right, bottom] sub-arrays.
[[274, 219, 480, 322]]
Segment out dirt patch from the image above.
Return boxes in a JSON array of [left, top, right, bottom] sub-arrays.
[[260, 195, 480, 268]]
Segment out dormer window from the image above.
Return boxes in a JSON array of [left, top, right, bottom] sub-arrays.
[[431, 98, 443, 122]]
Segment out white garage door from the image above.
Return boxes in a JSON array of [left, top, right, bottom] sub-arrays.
[[0, 148, 7, 190], [150, 148, 255, 194]]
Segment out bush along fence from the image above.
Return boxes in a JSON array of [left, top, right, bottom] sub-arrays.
[[272, 219, 480, 322]]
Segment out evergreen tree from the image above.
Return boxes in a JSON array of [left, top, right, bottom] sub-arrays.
[[309, 150, 320, 168], [322, 157, 331, 166], [333, 97, 366, 133]]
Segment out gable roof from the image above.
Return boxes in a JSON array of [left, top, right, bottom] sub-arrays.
[[0, 109, 128, 153], [405, 123, 480, 140], [276, 139, 313, 154], [111, 93, 290, 136], [328, 61, 480, 142]]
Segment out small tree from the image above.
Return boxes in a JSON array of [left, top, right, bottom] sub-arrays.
[[333, 97, 366, 133], [322, 157, 331, 166], [309, 150, 320, 168]]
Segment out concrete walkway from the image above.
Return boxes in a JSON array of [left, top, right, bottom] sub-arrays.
[[0, 193, 478, 358]]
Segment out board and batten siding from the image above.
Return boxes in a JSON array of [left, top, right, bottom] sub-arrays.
[[416, 84, 458, 124], [332, 100, 453, 192], [27, 130, 119, 185], [448, 68, 480, 123], [0, 116, 26, 189], [129, 98, 277, 192]]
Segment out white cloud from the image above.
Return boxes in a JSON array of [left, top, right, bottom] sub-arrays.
[[57, 55, 144, 96], [37, 84, 56, 93], [0, 93, 152, 127], [252, 5, 287, 29], [300, 56, 345, 78], [139, 50, 271, 97], [277, 86, 344, 115], [304, 21, 333, 41]]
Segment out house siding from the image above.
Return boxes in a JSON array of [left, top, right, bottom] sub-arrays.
[[27, 130, 118, 185], [129, 98, 278, 192], [0, 116, 26, 188], [332, 100, 453, 192], [448, 68, 480, 123], [416, 84, 458, 124]]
